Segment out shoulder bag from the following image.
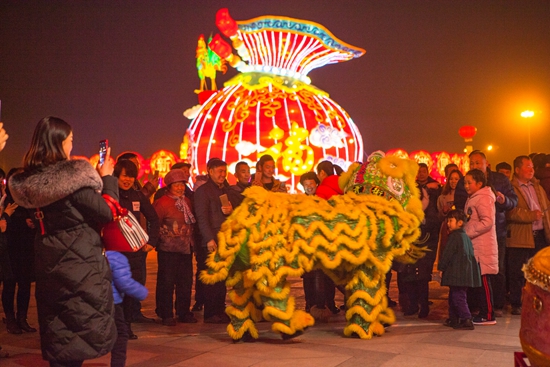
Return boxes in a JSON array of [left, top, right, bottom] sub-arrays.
[[101, 194, 148, 252]]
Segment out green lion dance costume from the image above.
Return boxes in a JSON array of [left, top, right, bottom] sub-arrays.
[[201, 151, 424, 340]]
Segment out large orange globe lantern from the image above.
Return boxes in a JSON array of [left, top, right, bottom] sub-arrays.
[[185, 9, 365, 190]]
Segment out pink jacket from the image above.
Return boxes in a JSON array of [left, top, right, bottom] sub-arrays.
[[464, 186, 498, 275]]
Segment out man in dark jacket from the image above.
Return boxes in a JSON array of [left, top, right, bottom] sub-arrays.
[[454, 150, 518, 315], [194, 159, 240, 323], [400, 164, 442, 318], [534, 154, 550, 200]]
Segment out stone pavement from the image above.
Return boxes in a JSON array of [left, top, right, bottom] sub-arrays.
[[0, 251, 523, 366]]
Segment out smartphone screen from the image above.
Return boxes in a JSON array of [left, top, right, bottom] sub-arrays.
[[99, 139, 108, 165]]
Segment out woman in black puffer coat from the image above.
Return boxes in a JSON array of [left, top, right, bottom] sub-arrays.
[[9, 117, 117, 367]]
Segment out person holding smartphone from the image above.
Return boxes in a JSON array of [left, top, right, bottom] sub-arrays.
[[194, 158, 240, 323], [9, 117, 117, 367]]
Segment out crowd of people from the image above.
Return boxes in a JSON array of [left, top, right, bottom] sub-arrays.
[[0, 117, 549, 365]]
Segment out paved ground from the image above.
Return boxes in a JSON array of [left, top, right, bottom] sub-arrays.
[[0, 251, 523, 366]]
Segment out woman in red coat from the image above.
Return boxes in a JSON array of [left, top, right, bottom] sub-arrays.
[[309, 161, 344, 316], [315, 161, 344, 200]]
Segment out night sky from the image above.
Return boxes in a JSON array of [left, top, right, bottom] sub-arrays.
[[1, 0, 549, 171]]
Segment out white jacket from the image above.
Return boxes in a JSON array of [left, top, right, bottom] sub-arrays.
[[464, 186, 498, 275]]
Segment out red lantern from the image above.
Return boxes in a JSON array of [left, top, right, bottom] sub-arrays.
[[216, 8, 238, 37], [459, 125, 477, 142], [209, 34, 233, 59]]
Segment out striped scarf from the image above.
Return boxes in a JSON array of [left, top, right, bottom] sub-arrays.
[[168, 194, 196, 224]]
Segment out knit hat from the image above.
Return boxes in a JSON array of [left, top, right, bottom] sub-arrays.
[[164, 169, 187, 186]]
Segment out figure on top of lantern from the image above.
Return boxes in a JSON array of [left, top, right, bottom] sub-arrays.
[[194, 34, 227, 93], [183, 8, 366, 191]]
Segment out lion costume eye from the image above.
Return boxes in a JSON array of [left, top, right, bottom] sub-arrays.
[[387, 176, 404, 196]]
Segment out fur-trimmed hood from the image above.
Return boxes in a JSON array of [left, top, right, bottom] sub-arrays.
[[9, 159, 103, 208]]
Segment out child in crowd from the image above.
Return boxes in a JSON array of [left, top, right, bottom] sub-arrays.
[[105, 250, 148, 367], [438, 209, 481, 330], [463, 169, 498, 325]]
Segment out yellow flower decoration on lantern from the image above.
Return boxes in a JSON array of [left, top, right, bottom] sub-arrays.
[[269, 125, 284, 140], [281, 122, 314, 175]]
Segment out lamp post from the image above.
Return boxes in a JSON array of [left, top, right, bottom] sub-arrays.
[[521, 110, 534, 154]]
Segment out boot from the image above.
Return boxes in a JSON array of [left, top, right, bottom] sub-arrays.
[[4, 315, 22, 335], [127, 322, 138, 339], [17, 317, 37, 333], [443, 316, 458, 327], [453, 318, 475, 330]]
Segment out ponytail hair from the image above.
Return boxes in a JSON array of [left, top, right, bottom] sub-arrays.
[[317, 160, 343, 177]]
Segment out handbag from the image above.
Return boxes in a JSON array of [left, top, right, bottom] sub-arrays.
[[101, 194, 149, 252]]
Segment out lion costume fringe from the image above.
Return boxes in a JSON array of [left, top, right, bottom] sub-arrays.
[[201, 151, 424, 340]]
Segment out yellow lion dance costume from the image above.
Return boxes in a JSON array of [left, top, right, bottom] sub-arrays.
[[201, 151, 424, 340]]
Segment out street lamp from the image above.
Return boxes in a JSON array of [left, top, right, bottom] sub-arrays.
[[521, 110, 535, 154]]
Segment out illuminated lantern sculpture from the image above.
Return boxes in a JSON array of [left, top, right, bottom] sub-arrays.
[[386, 149, 409, 160], [409, 150, 434, 172], [149, 150, 178, 179], [185, 9, 365, 190], [451, 153, 469, 173], [431, 151, 452, 183]]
